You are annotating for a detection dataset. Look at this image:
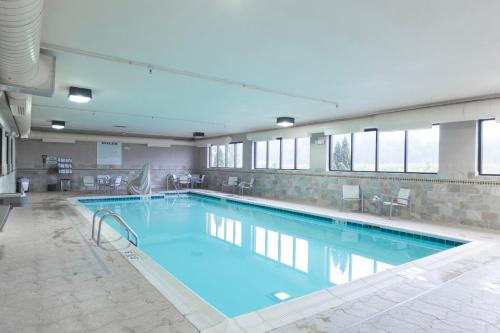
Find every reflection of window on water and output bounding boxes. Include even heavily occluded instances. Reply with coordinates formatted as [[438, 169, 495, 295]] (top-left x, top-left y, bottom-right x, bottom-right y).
[[254, 226, 309, 273], [207, 213, 242, 247], [328, 250, 394, 285]]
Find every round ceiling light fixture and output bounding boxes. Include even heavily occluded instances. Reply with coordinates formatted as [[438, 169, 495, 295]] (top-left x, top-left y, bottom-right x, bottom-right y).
[[51, 120, 65, 130], [68, 86, 92, 103], [276, 117, 294, 127], [193, 132, 205, 138]]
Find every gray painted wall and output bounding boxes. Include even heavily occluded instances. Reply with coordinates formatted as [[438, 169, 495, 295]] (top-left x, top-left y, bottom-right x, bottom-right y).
[[16, 140, 199, 191]]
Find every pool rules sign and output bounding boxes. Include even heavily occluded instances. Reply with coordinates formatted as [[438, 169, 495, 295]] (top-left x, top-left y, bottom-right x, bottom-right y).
[[97, 142, 122, 166]]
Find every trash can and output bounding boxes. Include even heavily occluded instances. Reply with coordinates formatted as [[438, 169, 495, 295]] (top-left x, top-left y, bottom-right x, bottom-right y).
[[16, 178, 30, 192]]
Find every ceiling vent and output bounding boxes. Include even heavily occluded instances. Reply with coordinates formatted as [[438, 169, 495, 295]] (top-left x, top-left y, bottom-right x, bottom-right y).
[[7, 93, 32, 138]]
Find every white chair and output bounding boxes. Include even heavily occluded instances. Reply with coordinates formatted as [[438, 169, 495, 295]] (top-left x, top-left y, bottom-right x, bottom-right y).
[[178, 175, 191, 189], [96, 175, 110, 194], [110, 176, 122, 194], [382, 188, 411, 218], [238, 178, 254, 195], [82, 176, 96, 192], [222, 177, 238, 193], [341, 185, 363, 211], [193, 175, 206, 188]]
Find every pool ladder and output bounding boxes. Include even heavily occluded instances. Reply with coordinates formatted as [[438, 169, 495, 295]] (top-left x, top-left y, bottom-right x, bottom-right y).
[[91, 208, 139, 247]]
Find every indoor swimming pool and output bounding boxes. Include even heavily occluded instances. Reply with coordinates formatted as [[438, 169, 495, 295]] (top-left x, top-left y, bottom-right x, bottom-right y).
[[80, 193, 464, 318]]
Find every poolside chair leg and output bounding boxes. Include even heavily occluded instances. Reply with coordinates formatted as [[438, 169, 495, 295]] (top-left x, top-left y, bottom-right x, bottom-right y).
[[389, 204, 393, 219]]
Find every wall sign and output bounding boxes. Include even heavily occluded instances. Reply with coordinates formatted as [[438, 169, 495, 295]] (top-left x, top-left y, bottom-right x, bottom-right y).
[[97, 142, 122, 165]]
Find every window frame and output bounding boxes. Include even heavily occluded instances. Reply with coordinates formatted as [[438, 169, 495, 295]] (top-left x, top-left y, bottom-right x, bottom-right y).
[[253, 137, 310, 170], [352, 128, 378, 172], [328, 125, 439, 174], [6, 132, 10, 174], [208, 142, 244, 169], [377, 130, 407, 173], [478, 118, 500, 176]]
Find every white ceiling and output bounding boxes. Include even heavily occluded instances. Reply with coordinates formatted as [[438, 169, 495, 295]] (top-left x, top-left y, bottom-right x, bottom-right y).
[[33, 0, 500, 138]]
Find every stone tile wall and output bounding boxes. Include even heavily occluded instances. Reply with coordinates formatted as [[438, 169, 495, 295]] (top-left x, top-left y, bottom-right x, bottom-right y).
[[199, 169, 500, 230]]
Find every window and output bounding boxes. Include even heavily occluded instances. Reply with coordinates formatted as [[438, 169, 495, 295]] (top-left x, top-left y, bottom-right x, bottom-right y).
[[6, 132, 10, 173], [378, 130, 405, 172], [227, 144, 235, 168], [281, 139, 295, 169], [255, 141, 267, 168], [9, 137, 13, 173], [329, 125, 439, 174], [210, 145, 218, 168], [330, 134, 351, 171], [0, 128, 3, 173], [217, 145, 226, 168], [235, 142, 243, 168], [296, 137, 310, 169], [479, 119, 500, 174], [352, 130, 376, 171], [208, 142, 243, 168], [253, 137, 310, 170], [407, 125, 439, 173]]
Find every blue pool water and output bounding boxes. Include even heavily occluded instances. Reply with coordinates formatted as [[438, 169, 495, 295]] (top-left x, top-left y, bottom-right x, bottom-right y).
[[81, 194, 461, 317]]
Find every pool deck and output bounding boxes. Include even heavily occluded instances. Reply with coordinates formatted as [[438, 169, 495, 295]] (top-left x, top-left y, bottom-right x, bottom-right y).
[[1, 191, 500, 333]]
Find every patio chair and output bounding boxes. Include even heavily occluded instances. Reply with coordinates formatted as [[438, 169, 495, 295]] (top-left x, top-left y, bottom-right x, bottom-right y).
[[178, 175, 191, 189], [238, 178, 254, 195], [96, 175, 110, 194], [221, 176, 238, 193], [341, 185, 363, 211], [382, 188, 411, 218], [109, 176, 122, 194], [82, 176, 96, 192], [193, 175, 206, 188]]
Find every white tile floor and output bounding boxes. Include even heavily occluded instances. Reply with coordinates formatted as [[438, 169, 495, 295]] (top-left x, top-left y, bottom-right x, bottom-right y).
[[1, 191, 499, 333]]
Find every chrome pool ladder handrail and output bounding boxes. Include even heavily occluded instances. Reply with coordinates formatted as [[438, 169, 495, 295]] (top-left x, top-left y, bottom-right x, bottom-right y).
[[91, 208, 114, 240], [91, 209, 139, 247]]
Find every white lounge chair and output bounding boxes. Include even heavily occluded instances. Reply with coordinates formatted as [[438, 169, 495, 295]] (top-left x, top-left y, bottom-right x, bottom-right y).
[[382, 188, 411, 218], [238, 178, 254, 195], [341, 185, 363, 211], [222, 177, 238, 193], [82, 176, 96, 192]]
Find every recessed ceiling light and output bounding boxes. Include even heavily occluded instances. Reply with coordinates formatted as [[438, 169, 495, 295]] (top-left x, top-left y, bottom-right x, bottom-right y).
[[193, 132, 205, 138], [273, 292, 291, 301], [277, 117, 294, 127], [51, 120, 65, 130], [68, 86, 92, 103]]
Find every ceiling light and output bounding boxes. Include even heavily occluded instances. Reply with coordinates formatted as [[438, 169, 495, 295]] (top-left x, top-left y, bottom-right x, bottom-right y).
[[51, 120, 65, 130], [276, 117, 294, 127], [193, 132, 205, 138], [68, 86, 92, 103]]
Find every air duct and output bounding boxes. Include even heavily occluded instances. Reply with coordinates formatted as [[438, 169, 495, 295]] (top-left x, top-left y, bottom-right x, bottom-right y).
[[0, 0, 55, 138], [0, 0, 43, 84]]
